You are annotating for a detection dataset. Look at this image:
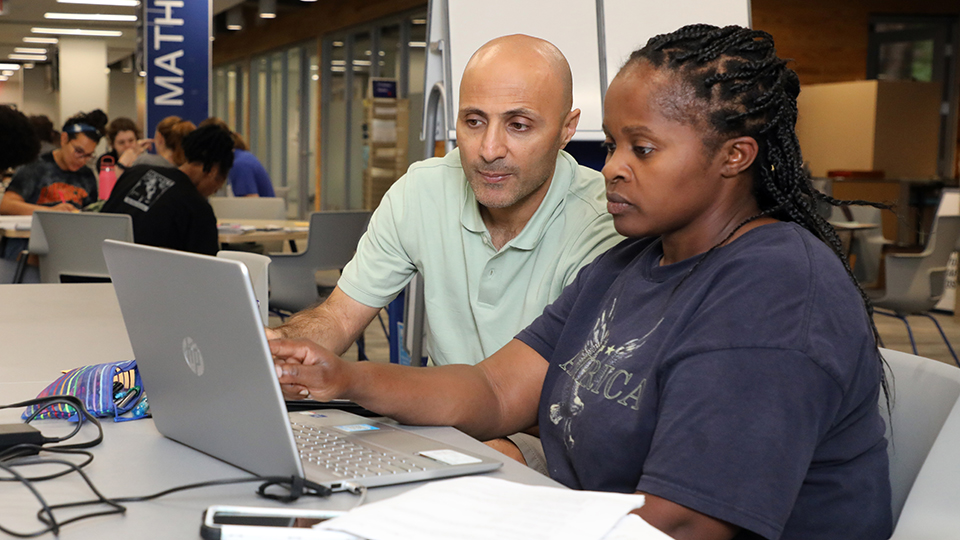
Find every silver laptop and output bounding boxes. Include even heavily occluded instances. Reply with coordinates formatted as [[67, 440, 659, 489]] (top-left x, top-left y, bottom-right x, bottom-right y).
[[102, 240, 501, 491]]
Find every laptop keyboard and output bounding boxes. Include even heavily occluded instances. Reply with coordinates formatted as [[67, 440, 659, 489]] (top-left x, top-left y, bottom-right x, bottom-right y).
[[292, 422, 428, 479]]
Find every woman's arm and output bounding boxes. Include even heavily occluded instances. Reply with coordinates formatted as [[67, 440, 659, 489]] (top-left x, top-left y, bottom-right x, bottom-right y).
[[271, 337, 547, 440], [635, 494, 739, 540]]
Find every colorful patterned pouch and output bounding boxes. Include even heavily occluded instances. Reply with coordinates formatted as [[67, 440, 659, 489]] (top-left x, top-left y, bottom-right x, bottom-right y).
[[21, 359, 150, 422]]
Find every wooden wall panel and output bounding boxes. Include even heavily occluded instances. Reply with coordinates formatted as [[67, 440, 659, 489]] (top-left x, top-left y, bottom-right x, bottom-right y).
[[752, 0, 960, 85]]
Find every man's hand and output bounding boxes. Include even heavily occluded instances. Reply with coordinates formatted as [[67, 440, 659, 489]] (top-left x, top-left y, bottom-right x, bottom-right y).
[[270, 338, 350, 402], [264, 327, 283, 341]]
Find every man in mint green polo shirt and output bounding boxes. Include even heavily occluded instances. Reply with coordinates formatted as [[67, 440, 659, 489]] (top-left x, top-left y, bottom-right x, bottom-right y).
[[268, 34, 620, 471], [269, 34, 619, 366]]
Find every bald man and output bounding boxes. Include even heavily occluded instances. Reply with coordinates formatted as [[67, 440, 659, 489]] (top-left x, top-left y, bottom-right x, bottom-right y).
[[269, 34, 619, 470], [270, 35, 619, 369]]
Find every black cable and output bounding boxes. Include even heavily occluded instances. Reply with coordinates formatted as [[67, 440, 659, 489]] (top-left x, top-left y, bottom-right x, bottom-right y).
[[0, 396, 333, 536]]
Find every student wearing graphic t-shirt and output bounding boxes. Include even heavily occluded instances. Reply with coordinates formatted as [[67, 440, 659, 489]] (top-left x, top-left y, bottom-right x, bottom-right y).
[[270, 25, 892, 540], [1, 111, 106, 269], [102, 125, 235, 256]]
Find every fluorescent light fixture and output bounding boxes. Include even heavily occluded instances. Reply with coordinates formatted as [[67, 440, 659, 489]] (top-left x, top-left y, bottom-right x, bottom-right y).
[[58, 0, 141, 6], [32, 27, 124, 37], [408, 41, 427, 48], [411, 18, 427, 25], [139, 70, 146, 77], [0, 63, 22, 70], [259, 0, 276, 19], [1, 71, 14, 76], [332, 41, 344, 47], [45, 13, 138, 22], [0, 77, 9, 82], [14, 47, 47, 54], [226, 6, 243, 31], [24, 63, 36, 69], [24, 37, 59, 44], [9, 54, 48, 61]]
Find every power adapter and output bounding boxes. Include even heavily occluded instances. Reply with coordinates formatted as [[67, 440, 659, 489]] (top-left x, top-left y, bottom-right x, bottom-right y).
[[0, 424, 44, 454]]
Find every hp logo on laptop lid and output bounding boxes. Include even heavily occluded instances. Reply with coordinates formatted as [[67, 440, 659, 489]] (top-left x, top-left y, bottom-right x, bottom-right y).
[[182, 337, 205, 376]]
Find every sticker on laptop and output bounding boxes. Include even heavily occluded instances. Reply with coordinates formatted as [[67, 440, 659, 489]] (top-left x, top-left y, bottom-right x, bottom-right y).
[[335, 424, 380, 432], [417, 449, 483, 465]]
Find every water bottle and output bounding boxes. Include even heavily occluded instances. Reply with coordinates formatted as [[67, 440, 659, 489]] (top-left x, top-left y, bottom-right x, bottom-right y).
[[99, 155, 118, 200]]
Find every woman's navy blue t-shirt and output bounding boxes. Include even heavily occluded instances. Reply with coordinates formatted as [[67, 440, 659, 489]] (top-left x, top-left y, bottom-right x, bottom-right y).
[[517, 222, 892, 540]]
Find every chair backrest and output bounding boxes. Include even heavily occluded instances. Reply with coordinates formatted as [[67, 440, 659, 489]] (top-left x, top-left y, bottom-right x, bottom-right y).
[[878, 214, 960, 314], [268, 210, 371, 313], [35, 211, 134, 283], [879, 348, 960, 527], [217, 251, 270, 323], [209, 197, 286, 221]]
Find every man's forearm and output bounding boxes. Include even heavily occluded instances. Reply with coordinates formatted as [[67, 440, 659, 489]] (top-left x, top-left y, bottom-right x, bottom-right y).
[[271, 287, 379, 356], [273, 305, 356, 355]]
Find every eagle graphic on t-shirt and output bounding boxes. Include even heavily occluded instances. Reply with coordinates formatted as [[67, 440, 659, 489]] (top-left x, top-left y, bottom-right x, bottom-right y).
[[37, 183, 89, 207]]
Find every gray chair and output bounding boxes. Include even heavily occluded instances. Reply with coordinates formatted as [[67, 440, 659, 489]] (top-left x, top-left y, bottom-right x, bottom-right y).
[[881, 348, 960, 535], [268, 210, 371, 314], [19, 211, 133, 283], [217, 251, 271, 324], [869, 214, 960, 367]]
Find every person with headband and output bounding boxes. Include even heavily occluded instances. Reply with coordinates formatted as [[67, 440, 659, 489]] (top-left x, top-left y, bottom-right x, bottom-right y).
[[271, 25, 891, 539], [0, 111, 104, 217]]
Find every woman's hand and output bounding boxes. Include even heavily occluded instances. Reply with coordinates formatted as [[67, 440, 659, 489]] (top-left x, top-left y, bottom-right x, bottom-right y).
[[118, 139, 153, 167], [270, 338, 350, 401]]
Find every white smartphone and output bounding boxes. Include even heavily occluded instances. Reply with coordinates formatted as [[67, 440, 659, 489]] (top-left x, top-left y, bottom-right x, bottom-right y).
[[200, 505, 345, 540]]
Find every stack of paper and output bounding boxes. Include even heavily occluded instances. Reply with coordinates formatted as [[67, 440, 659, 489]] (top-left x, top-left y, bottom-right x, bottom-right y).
[[314, 477, 669, 540], [0, 215, 33, 230]]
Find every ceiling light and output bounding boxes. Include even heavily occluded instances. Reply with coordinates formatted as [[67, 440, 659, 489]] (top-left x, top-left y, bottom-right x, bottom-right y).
[[58, 0, 141, 6], [24, 37, 59, 44], [226, 6, 243, 31], [24, 63, 35, 69], [9, 54, 48, 62], [259, 0, 276, 19], [408, 41, 427, 48], [45, 13, 138, 22], [0, 63, 22, 70], [32, 27, 124, 37], [139, 70, 146, 77], [14, 48, 47, 54], [0, 77, 9, 82], [1, 71, 14, 76]]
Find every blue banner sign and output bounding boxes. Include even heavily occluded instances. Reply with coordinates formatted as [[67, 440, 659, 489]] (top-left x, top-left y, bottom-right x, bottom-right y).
[[143, 0, 210, 138]]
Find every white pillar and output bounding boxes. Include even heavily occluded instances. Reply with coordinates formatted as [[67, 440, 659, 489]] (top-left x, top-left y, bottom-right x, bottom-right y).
[[58, 37, 108, 121]]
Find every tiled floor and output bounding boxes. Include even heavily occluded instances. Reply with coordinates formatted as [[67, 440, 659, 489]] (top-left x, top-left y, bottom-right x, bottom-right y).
[[874, 310, 960, 368]]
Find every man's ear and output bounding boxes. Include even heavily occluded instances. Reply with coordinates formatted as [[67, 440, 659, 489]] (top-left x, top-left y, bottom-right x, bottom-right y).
[[559, 108, 581, 149], [719, 136, 759, 178]]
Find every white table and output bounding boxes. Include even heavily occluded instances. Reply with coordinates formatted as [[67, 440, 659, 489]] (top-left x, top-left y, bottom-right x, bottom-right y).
[[0, 284, 560, 539]]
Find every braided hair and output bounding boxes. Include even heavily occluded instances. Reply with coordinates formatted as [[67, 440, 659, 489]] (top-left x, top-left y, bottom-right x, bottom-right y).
[[625, 24, 890, 403]]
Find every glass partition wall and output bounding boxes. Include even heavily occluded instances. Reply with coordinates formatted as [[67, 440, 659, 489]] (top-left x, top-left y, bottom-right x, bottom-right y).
[[212, 10, 427, 217]]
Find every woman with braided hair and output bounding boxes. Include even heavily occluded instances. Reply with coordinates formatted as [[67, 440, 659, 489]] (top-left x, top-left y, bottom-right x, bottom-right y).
[[271, 24, 891, 539]]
